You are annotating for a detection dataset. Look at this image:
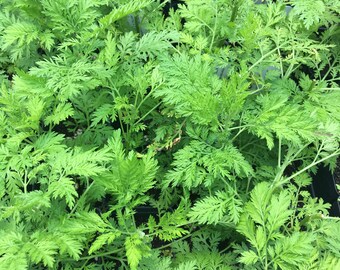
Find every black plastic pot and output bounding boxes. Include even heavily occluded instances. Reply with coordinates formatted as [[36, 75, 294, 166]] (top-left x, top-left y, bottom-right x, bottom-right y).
[[311, 165, 340, 217]]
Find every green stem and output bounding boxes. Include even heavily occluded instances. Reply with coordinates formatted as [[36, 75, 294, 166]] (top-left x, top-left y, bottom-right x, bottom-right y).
[[228, 124, 252, 131], [155, 234, 192, 250], [277, 47, 284, 78], [275, 150, 340, 188], [79, 258, 90, 270], [69, 180, 95, 216], [61, 248, 124, 262], [290, 186, 301, 227], [249, 43, 287, 71], [272, 143, 310, 186], [117, 110, 128, 142], [245, 176, 252, 196], [299, 213, 323, 227], [312, 141, 324, 164], [23, 169, 28, 194], [231, 127, 246, 141], [322, 57, 337, 82], [136, 83, 163, 111], [219, 242, 234, 254], [209, 3, 218, 51], [230, 0, 241, 23], [278, 137, 282, 168], [249, 85, 265, 95], [134, 101, 162, 126], [283, 50, 297, 78], [134, 15, 140, 34], [139, 0, 170, 27], [320, 87, 340, 90]]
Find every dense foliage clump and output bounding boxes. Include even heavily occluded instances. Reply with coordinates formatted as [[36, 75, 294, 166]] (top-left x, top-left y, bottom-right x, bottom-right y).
[[0, 0, 339, 269]]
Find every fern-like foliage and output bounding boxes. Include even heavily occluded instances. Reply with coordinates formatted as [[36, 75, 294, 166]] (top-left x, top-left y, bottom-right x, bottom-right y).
[[164, 139, 253, 188], [236, 182, 340, 270], [0, 0, 339, 269], [289, 0, 340, 29], [100, 0, 153, 28], [188, 186, 243, 225], [30, 56, 110, 101], [155, 53, 222, 129], [95, 130, 158, 206]]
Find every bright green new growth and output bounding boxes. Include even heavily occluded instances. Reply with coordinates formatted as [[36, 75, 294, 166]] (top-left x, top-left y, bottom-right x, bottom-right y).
[[0, 0, 340, 269]]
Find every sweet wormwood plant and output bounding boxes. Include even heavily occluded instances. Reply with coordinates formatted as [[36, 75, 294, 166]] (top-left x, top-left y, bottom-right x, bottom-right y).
[[0, 0, 340, 269]]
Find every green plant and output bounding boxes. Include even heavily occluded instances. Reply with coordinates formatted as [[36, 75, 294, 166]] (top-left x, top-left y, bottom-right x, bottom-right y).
[[0, 0, 339, 269]]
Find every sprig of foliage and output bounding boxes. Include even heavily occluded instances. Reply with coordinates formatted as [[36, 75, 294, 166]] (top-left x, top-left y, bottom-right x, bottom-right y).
[[0, 0, 339, 269]]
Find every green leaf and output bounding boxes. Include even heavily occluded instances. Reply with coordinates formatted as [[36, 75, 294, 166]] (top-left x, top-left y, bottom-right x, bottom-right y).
[[156, 203, 189, 241], [25, 233, 57, 268], [54, 233, 83, 260], [48, 176, 78, 208], [125, 233, 151, 270], [25, 96, 45, 129], [246, 89, 318, 149], [96, 132, 158, 204], [239, 250, 259, 265], [4, 191, 51, 219], [291, 0, 325, 29], [44, 102, 74, 126], [271, 232, 315, 269], [30, 57, 109, 101], [244, 182, 272, 226], [63, 211, 109, 234], [188, 188, 243, 225], [175, 261, 198, 270], [267, 190, 293, 234], [237, 215, 256, 247], [91, 104, 116, 126], [33, 132, 66, 153], [154, 53, 222, 128], [52, 147, 110, 177], [1, 22, 39, 61], [139, 250, 172, 270], [89, 231, 122, 254], [188, 192, 228, 225], [100, 0, 153, 27], [0, 252, 28, 270], [135, 31, 180, 59], [165, 140, 253, 188]]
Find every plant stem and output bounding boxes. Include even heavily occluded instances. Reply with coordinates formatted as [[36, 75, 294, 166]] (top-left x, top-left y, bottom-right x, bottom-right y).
[[322, 57, 337, 82], [230, 0, 240, 23], [275, 150, 340, 188], [134, 101, 162, 126], [290, 185, 301, 227], [245, 176, 251, 196], [69, 180, 95, 216], [23, 169, 28, 194], [155, 233, 192, 250], [278, 137, 282, 168], [61, 248, 124, 262], [134, 15, 140, 34], [272, 143, 310, 185], [249, 43, 287, 71], [136, 82, 163, 111], [277, 47, 284, 78], [231, 127, 246, 141], [228, 124, 252, 131], [80, 258, 90, 270], [209, 3, 218, 51]]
